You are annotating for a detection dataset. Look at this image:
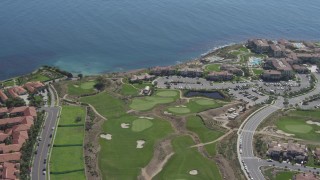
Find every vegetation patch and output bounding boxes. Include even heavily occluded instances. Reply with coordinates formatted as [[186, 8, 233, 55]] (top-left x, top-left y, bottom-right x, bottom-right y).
[[186, 115, 224, 143], [154, 136, 221, 180], [54, 126, 84, 145], [51, 171, 86, 180], [67, 81, 96, 96], [205, 64, 221, 72], [168, 98, 224, 114], [252, 68, 264, 76], [168, 107, 191, 114], [120, 84, 139, 96], [156, 90, 178, 97], [131, 119, 153, 132]]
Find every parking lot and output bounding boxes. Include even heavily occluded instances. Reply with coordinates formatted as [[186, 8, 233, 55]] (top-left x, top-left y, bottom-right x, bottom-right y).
[[257, 74, 310, 95]]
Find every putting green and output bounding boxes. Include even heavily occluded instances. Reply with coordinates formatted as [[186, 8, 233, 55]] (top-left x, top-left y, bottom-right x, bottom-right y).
[[168, 107, 191, 114], [195, 99, 216, 105], [156, 90, 178, 97], [132, 119, 153, 132], [284, 125, 313, 133], [80, 81, 95, 89]]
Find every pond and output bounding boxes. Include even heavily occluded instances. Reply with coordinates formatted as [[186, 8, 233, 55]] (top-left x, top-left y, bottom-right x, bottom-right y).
[[185, 91, 225, 99]]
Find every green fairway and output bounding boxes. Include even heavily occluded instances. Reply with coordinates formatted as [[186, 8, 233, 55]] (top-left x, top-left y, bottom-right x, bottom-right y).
[[50, 146, 85, 173], [50, 105, 86, 179], [168, 98, 224, 114], [275, 110, 320, 141], [120, 84, 139, 96], [54, 126, 84, 145], [81, 91, 173, 179], [186, 115, 224, 143], [59, 106, 86, 125], [168, 107, 191, 114], [81, 92, 126, 118], [80, 81, 95, 89], [130, 90, 178, 111], [67, 80, 96, 96], [205, 64, 221, 72], [275, 171, 296, 180], [156, 90, 178, 97], [132, 119, 153, 132], [51, 171, 86, 180], [252, 68, 264, 76], [154, 136, 221, 180], [195, 98, 217, 105]]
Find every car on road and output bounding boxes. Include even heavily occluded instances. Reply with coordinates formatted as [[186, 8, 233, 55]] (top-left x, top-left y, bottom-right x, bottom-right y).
[[42, 170, 46, 175], [52, 127, 55, 130]]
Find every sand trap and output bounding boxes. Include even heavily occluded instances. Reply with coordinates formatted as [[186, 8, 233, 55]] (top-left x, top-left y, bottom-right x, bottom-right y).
[[121, 123, 130, 128], [163, 111, 172, 115], [100, 134, 112, 140], [136, 140, 145, 149], [316, 131, 320, 134], [73, 85, 79, 87], [276, 130, 294, 137], [139, 116, 154, 120], [306, 120, 320, 126], [189, 170, 198, 175]]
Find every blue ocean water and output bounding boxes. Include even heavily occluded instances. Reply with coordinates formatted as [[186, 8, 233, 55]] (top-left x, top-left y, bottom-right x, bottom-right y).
[[0, 0, 319, 80]]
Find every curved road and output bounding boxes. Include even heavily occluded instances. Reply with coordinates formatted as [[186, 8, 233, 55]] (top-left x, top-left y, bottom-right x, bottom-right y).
[[238, 73, 320, 180]]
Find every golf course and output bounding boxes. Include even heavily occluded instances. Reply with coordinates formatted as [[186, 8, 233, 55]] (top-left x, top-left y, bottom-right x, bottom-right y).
[[275, 110, 320, 141]]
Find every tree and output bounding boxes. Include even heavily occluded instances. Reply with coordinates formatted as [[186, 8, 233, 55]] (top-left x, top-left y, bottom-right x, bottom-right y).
[[94, 76, 111, 91], [78, 74, 83, 79], [5, 98, 26, 108]]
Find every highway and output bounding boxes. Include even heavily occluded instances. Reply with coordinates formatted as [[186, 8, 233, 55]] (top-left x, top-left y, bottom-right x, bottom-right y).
[[31, 86, 60, 180], [238, 73, 320, 180]]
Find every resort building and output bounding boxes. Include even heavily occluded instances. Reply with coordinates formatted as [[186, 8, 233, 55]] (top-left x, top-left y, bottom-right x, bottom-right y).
[[220, 64, 243, 76], [269, 44, 286, 58], [7, 87, 27, 99], [267, 140, 308, 163], [207, 71, 233, 81], [24, 81, 45, 93], [247, 39, 270, 54], [178, 68, 203, 77], [296, 53, 320, 62], [0, 162, 20, 180], [150, 66, 176, 76], [292, 65, 309, 74], [262, 70, 282, 81]]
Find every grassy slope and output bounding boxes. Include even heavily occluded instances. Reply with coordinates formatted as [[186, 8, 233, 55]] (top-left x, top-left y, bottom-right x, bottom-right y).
[[205, 64, 221, 72], [67, 81, 96, 96], [59, 105, 86, 125], [168, 98, 224, 114], [186, 115, 224, 143], [120, 84, 139, 96], [154, 136, 221, 180]]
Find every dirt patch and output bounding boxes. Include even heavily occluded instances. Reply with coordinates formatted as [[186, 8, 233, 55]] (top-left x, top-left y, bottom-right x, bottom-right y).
[[137, 140, 146, 148], [306, 120, 320, 126], [100, 134, 112, 140], [121, 123, 130, 128], [189, 170, 198, 175], [138, 137, 174, 180], [84, 106, 105, 180], [276, 130, 294, 137]]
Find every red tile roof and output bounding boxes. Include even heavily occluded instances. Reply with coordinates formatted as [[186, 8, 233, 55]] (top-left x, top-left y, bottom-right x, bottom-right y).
[[24, 81, 45, 93], [0, 116, 34, 126], [8, 106, 37, 117], [0, 107, 8, 114], [0, 152, 21, 163], [0, 144, 22, 154], [1, 162, 18, 180], [12, 131, 28, 145], [7, 87, 26, 98], [0, 90, 8, 102]]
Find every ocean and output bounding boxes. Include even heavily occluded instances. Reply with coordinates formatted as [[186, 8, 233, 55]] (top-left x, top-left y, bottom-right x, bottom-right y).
[[0, 0, 319, 80]]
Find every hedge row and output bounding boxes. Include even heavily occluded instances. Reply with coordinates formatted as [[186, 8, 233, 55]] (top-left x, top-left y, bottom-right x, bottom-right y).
[[53, 144, 83, 147], [50, 169, 84, 174], [58, 124, 84, 127]]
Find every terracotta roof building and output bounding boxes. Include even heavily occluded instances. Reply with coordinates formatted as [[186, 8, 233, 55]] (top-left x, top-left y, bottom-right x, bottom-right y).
[[0, 162, 19, 180], [7, 87, 27, 98], [0, 152, 21, 163], [8, 106, 37, 117], [0, 90, 8, 102], [207, 71, 233, 81], [24, 81, 45, 93]]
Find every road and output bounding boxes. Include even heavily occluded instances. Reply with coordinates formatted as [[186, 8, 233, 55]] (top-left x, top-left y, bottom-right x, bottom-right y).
[[31, 86, 60, 180], [238, 73, 320, 180]]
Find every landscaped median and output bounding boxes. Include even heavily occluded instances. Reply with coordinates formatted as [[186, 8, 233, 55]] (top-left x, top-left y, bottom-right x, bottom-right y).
[[50, 105, 86, 180]]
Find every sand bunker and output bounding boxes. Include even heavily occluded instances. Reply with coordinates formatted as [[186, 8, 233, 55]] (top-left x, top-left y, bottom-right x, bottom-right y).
[[163, 111, 172, 115], [121, 123, 130, 128], [306, 120, 320, 126], [316, 131, 320, 134], [73, 85, 79, 87], [139, 116, 154, 120], [276, 130, 294, 137], [136, 140, 145, 148], [189, 170, 198, 175], [100, 134, 112, 140]]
